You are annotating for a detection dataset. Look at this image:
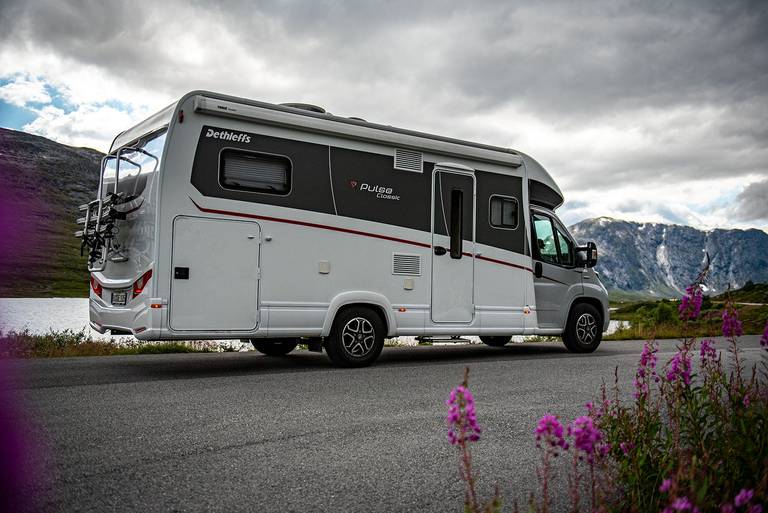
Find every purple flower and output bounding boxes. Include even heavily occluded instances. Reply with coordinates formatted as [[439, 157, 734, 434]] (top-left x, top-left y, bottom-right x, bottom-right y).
[[666, 349, 692, 386], [734, 489, 754, 507], [721, 504, 735, 513], [534, 414, 568, 451], [749, 505, 763, 513], [699, 339, 718, 365], [671, 496, 693, 511], [567, 415, 602, 461], [659, 478, 673, 493], [620, 441, 635, 456], [743, 394, 751, 408], [445, 385, 481, 445], [722, 305, 743, 338], [760, 321, 768, 349], [679, 284, 703, 321], [634, 340, 658, 399]]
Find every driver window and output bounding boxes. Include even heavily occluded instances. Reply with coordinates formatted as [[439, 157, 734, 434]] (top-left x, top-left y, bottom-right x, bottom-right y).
[[533, 214, 559, 265], [556, 226, 574, 266]]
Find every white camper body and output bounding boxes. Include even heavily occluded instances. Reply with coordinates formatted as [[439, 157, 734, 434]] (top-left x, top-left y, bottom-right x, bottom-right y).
[[79, 91, 609, 366]]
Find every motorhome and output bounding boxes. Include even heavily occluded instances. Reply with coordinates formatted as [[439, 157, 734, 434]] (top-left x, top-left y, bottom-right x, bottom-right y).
[[76, 91, 609, 367]]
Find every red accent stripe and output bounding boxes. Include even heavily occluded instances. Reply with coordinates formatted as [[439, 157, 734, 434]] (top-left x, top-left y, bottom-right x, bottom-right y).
[[191, 199, 534, 273], [191, 199, 431, 249]]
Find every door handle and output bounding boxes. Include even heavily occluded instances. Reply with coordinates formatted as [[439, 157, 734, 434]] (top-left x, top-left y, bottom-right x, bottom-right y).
[[534, 262, 543, 278], [434, 246, 447, 256]]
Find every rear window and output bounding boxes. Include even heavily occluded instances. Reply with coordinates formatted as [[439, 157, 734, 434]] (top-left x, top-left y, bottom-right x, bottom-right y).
[[220, 149, 291, 195]]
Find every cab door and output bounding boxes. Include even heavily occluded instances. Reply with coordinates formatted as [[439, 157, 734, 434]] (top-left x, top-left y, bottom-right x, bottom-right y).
[[531, 211, 582, 328]]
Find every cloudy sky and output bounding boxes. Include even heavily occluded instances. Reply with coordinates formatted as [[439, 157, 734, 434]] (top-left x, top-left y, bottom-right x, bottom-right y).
[[1, 0, 766, 231]]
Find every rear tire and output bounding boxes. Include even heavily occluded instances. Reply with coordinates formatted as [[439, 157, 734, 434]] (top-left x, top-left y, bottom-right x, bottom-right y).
[[251, 339, 299, 356], [480, 336, 510, 347], [325, 307, 385, 367], [562, 303, 602, 353]]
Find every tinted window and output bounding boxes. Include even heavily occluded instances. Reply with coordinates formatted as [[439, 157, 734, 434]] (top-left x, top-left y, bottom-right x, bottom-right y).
[[533, 214, 559, 265], [556, 226, 574, 266], [489, 196, 518, 229], [102, 130, 166, 200], [220, 149, 291, 194]]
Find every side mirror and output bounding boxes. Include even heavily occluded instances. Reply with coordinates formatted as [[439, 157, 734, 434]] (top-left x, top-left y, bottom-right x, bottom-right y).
[[576, 242, 598, 268]]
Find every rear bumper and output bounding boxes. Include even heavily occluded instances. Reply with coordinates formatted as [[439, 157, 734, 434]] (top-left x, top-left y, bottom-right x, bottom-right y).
[[89, 295, 161, 339]]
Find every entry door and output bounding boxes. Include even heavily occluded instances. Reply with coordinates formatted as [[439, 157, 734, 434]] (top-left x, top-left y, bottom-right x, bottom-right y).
[[431, 170, 475, 323], [531, 211, 581, 328], [170, 217, 261, 331]]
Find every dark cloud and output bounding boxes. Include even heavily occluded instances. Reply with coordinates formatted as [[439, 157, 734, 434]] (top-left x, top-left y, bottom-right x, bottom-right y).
[[0, 0, 766, 217], [735, 179, 768, 221]]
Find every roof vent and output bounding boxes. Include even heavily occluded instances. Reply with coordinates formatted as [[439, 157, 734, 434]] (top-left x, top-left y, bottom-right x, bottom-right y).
[[394, 148, 423, 173], [348, 116, 367, 122], [280, 103, 326, 114]]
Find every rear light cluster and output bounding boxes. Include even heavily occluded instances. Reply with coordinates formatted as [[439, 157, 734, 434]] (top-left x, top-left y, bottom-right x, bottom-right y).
[[90, 270, 152, 301], [90, 275, 103, 297], [132, 270, 153, 298]]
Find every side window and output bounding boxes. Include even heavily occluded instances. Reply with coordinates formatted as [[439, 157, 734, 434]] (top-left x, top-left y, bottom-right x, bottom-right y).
[[532, 214, 559, 265], [556, 226, 574, 266], [489, 196, 518, 229], [220, 149, 291, 195]]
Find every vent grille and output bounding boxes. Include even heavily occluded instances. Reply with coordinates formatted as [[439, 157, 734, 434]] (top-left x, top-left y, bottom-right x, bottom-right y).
[[392, 253, 421, 276], [394, 148, 423, 173]]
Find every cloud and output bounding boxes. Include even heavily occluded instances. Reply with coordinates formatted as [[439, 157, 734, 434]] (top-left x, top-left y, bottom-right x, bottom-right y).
[[0, 76, 51, 107], [0, 0, 765, 230], [21, 104, 149, 150], [735, 179, 768, 221]]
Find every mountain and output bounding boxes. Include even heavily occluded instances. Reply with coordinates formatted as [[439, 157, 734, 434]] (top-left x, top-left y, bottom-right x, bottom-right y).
[[0, 128, 102, 297], [570, 217, 768, 299], [1, 128, 766, 299]]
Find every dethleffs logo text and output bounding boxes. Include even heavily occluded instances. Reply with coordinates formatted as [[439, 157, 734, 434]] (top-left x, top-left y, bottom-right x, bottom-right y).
[[205, 128, 251, 143], [348, 179, 400, 201]]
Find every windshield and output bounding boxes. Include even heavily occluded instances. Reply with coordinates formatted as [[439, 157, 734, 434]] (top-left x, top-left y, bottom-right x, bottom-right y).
[[102, 130, 167, 201]]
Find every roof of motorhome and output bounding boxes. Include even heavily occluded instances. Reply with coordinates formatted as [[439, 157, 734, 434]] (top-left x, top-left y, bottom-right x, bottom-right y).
[[110, 91, 563, 206]]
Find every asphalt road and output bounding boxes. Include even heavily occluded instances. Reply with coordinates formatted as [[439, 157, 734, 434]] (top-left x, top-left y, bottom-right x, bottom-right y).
[[4, 336, 765, 512]]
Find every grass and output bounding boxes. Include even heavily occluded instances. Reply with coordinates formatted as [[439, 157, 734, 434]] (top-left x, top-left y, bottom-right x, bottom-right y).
[[605, 298, 768, 341], [0, 329, 231, 358]]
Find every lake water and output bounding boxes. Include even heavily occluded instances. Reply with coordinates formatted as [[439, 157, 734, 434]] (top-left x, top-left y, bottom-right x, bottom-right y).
[[0, 298, 630, 342]]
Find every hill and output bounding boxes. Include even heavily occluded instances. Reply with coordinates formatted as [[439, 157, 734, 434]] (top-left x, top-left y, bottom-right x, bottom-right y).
[[0, 128, 101, 296]]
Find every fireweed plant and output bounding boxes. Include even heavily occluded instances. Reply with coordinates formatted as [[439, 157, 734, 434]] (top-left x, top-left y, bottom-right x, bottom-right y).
[[445, 266, 768, 512]]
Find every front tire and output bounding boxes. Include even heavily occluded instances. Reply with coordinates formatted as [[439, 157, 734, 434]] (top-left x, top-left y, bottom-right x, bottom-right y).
[[480, 336, 510, 347], [251, 339, 299, 356], [325, 307, 385, 367], [562, 303, 602, 353]]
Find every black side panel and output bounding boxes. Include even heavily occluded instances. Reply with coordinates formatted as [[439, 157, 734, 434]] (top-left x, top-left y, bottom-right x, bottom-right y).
[[191, 125, 335, 214], [529, 180, 562, 210], [331, 147, 432, 232], [475, 170, 525, 254]]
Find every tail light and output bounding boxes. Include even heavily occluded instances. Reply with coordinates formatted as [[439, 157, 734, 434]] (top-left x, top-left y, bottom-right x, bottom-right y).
[[90, 275, 103, 297], [132, 269, 153, 298]]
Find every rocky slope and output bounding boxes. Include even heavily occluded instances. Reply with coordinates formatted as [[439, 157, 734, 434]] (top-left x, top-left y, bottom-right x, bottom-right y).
[[570, 217, 768, 298], [0, 128, 101, 296]]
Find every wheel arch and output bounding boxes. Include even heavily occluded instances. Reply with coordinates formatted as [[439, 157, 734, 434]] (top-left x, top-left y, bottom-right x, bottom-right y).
[[566, 296, 605, 328], [321, 292, 395, 337]]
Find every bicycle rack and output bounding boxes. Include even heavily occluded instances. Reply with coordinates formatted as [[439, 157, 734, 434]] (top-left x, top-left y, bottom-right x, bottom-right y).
[[75, 146, 158, 272]]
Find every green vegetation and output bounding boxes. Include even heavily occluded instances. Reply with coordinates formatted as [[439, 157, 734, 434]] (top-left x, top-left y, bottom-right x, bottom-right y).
[[0, 329, 220, 358], [605, 293, 768, 341], [712, 280, 768, 304]]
